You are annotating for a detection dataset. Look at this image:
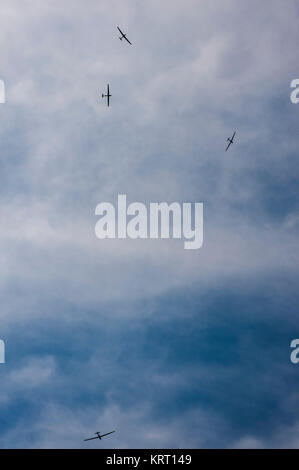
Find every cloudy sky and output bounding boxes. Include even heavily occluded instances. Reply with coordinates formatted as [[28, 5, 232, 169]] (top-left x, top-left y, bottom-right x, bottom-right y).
[[0, 0, 299, 449]]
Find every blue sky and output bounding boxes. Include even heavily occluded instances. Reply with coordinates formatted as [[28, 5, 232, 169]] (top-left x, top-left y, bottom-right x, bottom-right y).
[[0, 0, 299, 448]]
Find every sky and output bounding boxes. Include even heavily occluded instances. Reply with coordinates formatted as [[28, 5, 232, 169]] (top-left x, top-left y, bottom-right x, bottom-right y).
[[0, 0, 299, 449]]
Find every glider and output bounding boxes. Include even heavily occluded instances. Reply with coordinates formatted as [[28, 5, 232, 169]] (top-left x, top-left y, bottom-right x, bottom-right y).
[[102, 84, 112, 107], [226, 131, 236, 152], [117, 27, 132, 45], [84, 431, 115, 442]]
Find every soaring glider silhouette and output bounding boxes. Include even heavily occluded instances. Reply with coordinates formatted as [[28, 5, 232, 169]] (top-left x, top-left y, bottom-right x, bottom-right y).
[[102, 84, 112, 107], [117, 27, 132, 45], [226, 131, 236, 152], [84, 431, 115, 442]]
